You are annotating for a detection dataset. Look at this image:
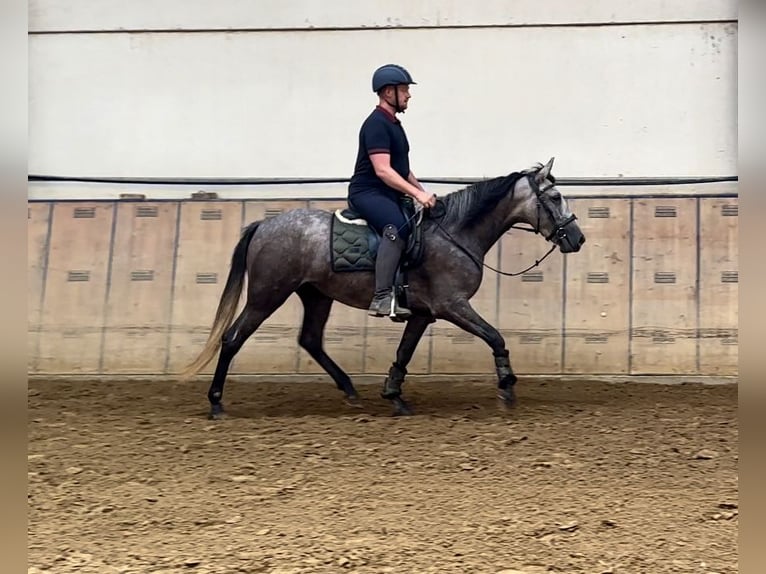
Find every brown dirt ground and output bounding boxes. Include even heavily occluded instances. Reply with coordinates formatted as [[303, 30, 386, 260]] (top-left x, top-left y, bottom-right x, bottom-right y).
[[28, 376, 737, 574]]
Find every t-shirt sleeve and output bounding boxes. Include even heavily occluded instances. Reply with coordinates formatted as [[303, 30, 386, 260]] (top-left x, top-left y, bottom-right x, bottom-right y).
[[362, 119, 391, 156]]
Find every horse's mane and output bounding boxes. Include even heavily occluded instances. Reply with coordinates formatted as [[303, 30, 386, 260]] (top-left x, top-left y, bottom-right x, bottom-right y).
[[435, 163, 557, 228], [437, 171, 526, 228]]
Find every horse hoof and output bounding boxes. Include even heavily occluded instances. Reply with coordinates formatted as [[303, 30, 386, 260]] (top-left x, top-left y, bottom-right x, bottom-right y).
[[497, 388, 516, 407], [391, 398, 414, 417], [208, 404, 226, 420], [344, 394, 364, 408]]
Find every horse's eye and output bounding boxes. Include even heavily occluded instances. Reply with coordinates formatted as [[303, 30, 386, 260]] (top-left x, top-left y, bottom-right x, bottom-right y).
[[550, 191, 562, 202]]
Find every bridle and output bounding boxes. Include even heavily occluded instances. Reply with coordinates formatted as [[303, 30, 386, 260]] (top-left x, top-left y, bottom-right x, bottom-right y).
[[426, 172, 578, 277], [529, 174, 578, 243]]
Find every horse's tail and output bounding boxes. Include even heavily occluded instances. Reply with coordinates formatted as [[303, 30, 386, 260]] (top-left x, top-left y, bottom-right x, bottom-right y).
[[178, 220, 261, 380]]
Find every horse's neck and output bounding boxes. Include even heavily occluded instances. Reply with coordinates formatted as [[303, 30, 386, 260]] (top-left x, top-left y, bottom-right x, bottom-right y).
[[446, 209, 510, 258], [480, 214, 514, 253]]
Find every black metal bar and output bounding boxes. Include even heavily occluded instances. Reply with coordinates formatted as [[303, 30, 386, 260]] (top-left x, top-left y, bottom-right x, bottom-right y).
[[28, 174, 738, 187], [25, 191, 740, 204]]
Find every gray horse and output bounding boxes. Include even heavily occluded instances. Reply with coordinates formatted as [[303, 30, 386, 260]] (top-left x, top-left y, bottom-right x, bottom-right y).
[[181, 157, 585, 417]]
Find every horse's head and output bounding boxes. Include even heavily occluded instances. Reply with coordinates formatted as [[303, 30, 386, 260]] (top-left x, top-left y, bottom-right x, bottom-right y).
[[512, 157, 585, 253]]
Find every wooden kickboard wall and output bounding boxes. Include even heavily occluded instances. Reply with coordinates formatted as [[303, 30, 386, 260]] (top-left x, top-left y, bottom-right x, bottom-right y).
[[27, 194, 738, 377]]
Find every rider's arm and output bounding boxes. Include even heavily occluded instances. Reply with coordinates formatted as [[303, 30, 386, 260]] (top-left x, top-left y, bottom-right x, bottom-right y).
[[363, 119, 432, 205], [407, 170, 426, 192], [369, 153, 424, 199]]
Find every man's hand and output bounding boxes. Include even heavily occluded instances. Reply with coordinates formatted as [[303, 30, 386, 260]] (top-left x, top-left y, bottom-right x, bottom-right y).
[[416, 190, 437, 209]]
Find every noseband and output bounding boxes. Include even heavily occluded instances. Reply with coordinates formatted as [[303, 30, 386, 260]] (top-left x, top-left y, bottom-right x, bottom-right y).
[[527, 174, 578, 242]]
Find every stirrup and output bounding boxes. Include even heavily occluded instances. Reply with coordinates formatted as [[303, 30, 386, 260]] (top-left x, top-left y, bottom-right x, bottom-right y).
[[387, 291, 412, 321], [368, 290, 411, 320]]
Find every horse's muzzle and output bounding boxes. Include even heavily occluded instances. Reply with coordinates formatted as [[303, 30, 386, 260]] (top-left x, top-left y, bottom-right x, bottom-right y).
[[560, 229, 585, 253]]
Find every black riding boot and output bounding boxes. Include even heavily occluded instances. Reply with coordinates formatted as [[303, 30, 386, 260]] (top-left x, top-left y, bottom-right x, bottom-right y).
[[369, 224, 412, 319]]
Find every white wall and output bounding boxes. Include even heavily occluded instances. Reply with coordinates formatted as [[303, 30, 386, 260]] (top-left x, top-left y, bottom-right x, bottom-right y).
[[28, 1, 738, 183]]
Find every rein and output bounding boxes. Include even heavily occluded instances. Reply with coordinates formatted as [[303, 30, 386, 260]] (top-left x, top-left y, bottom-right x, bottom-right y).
[[432, 217, 557, 277], [421, 173, 573, 278]]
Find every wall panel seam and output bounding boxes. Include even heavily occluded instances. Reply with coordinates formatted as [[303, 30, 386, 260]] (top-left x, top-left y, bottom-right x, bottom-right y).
[[627, 198, 635, 375], [695, 198, 701, 374], [28, 19, 738, 35], [33, 203, 54, 373], [98, 202, 119, 372], [163, 203, 183, 374]]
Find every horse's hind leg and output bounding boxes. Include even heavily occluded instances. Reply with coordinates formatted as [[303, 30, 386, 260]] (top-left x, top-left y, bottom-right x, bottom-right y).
[[207, 303, 269, 419], [381, 314, 433, 416], [296, 284, 360, 404]]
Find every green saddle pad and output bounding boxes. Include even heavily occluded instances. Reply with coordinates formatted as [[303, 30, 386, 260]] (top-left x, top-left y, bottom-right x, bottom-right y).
[[330, 211, 379, 272]]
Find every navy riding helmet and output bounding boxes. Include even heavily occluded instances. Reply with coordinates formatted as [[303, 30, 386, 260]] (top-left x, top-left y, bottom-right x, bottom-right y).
[[372, 64, 417, 93]]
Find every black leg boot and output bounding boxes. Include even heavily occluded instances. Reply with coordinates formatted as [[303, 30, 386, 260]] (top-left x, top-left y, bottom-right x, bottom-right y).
[[368, 225, 412, 319]]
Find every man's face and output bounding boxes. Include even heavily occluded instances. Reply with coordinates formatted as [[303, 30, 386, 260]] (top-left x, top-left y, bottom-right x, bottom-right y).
[[387, 84, 411, 110]]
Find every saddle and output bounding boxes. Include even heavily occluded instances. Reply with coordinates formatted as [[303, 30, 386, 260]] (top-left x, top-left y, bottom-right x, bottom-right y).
[[330, 196, 426, 275]]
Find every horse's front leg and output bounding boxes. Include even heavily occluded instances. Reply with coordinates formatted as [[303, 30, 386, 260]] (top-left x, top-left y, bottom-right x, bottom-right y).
[[382, 314, 433, 416], [439, 299, 518, 405]]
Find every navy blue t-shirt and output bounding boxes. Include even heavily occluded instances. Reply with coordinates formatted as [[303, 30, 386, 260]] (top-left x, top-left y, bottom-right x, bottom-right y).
[[348, 106, 411, 197]]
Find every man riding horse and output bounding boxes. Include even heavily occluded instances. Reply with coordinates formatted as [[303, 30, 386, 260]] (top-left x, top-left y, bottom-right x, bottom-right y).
[[347, 64, 437, 320], [180, 66, 587, 419]]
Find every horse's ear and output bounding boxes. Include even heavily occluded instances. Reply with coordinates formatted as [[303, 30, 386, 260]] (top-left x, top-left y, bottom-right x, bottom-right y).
[[535, 157, 555, 183]]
